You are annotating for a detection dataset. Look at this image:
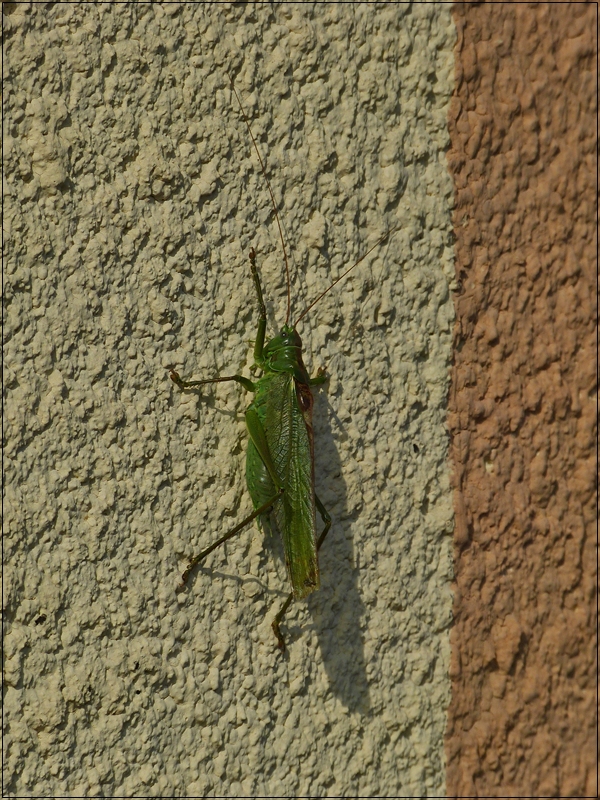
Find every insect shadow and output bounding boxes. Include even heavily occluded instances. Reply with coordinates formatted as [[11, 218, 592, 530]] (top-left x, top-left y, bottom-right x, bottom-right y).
[[303, 390, 371, 712]]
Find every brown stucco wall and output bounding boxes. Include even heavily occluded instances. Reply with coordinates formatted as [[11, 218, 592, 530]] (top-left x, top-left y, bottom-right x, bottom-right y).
[[446, 3, 597, 797]]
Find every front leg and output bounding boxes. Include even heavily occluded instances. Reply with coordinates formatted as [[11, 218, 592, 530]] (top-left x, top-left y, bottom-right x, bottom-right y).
[[171, 248, 267, 392], [170, 371, 255, 393]]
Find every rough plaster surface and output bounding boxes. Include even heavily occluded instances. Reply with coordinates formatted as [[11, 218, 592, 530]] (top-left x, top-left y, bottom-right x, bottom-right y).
[[445, 3, 597, 797], [4, 4, 456, 796]]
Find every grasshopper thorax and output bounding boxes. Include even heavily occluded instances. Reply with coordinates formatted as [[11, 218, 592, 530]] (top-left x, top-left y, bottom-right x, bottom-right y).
[[262, 324, 310, 384]]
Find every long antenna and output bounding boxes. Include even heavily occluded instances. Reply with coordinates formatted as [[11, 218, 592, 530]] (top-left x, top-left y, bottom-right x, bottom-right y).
[[294, 225, 400, 326], [228, 75, 292, 326]]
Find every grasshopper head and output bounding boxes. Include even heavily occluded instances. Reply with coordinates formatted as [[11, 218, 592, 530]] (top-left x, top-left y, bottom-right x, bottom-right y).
[[263, 325, 309, 383]]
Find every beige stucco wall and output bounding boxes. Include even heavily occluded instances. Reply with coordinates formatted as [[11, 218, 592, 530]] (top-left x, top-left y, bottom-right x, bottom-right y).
[[4, 4, 456, 796]]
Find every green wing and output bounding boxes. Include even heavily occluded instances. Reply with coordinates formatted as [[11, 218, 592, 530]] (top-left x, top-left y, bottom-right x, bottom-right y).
[[265, 372, 319, 599]]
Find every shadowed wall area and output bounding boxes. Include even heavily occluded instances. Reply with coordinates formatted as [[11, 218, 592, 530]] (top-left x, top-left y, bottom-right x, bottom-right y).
[[446, 3, 596, 796]]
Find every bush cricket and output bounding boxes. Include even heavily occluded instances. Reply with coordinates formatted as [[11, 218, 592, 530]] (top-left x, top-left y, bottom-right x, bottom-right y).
[[170, 78, 397, 651]]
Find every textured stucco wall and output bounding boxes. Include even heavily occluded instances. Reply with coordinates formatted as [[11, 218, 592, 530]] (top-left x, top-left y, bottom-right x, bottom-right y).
[[4, 4, 456, 796], [445, 3, 597, 797]]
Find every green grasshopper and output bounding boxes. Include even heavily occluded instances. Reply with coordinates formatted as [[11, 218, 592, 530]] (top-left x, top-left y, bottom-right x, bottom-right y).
[[171, 80, 397, 651]]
